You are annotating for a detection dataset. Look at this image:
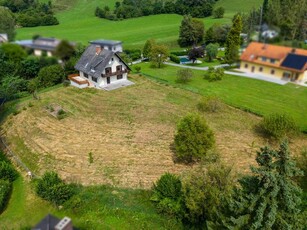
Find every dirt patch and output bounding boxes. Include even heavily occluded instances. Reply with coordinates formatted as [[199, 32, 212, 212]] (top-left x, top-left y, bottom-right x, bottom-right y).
[[2, 75, 306, 188]]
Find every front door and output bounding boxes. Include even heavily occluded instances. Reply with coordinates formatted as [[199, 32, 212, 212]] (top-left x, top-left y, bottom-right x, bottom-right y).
[[107, 77, 111, 84], [251, 66, 255, 72]]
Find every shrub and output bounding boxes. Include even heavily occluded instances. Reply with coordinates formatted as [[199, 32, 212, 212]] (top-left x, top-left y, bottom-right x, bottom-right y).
[[170, 54, 180, 64], [170, 51, 187, 56], [35, 171, 75, 206], [0, 161, 19, 182], [0, 180, 12, 213], [258, 113, 298, 140], [176, 69, 193, 83], [63, 80, 70, 87], [57, 109, 67, 120], [197, 96, 223, 113], [134, 66, 141, 73], [204, 67, 224, 82], [37, 64, 65, 88], [174, 113, 215, 163], [151, 173, 183, 217]]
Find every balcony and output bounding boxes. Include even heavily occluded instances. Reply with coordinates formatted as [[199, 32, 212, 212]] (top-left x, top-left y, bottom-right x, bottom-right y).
[[101, 69, 128, 78]]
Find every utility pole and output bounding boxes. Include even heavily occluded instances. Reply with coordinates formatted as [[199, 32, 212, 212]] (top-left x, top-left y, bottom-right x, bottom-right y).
[[258, 6, 263, 42]]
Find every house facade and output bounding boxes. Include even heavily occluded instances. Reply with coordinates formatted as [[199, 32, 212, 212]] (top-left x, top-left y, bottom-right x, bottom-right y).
[[0, 34, 8, 43], [73, 40, 130, 89], [240, 42, 307, 83]]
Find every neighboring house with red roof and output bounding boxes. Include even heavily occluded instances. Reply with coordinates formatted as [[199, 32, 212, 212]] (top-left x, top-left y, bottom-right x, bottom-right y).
[[240, 42, 307, 83]]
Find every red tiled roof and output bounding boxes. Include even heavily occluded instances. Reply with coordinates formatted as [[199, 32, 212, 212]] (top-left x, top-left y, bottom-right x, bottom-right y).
[[240, 42, 307, 62]]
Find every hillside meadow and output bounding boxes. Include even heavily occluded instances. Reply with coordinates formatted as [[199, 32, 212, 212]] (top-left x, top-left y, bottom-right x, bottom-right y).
[[16, 0, 261, 49], [138, 63, 307, 132]]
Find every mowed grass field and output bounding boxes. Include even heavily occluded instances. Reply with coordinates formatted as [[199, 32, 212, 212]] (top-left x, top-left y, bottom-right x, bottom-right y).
[[137, 63, 307, 132], [16, 0, 259, 48]]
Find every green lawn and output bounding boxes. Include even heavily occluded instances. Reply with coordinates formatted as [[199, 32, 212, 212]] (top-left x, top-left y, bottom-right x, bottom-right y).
[[137, 63, 307, 131], [0, 176, 180, 229], [215, 0, 263, 17], [16, 0, 258, 49]]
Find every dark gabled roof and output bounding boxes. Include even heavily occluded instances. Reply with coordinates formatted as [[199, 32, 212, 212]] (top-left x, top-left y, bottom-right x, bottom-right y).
[[90, 40, 122, 46], [74, 45, 130, 78], [281, 53, 307, 71], [23, 44, 57, 51], [32, 214, 60, 230], [35, 37, 57, 42]]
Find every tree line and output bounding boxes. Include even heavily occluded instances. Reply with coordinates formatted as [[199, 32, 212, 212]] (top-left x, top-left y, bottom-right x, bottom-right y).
[[242, 0, 307, 41], [0, 0, 58, 28], [95, 0, 219, 20]]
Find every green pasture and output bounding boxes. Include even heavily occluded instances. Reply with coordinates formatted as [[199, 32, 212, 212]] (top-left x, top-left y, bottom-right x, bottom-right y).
[[0, 177, 180, 229], [16, 0, 260, 49], [137, 63, 307, 131]]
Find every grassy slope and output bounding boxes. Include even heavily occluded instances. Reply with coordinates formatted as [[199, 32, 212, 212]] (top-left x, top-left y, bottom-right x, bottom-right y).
[[0, 177, 180, 229], [138, 63, 307, 131], [16, 0, 258, 48]]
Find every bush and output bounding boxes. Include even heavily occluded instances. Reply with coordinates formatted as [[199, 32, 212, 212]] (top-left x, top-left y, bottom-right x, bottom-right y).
[[0, 180, 12, 213], [151, 173, 182, 217], [0, 161, 19, 182], [170, 51, 188, 56], [258, 113, 298, 140], [37, 64, 65, 88], [174, 113, 215, 163], [134, 66, 141, 73], [176, 69, 194, 83], [197, 96, 223, 113], [35, 171, 75, 206], [204, 67, 224, 82], [170, 54, 180, 64]]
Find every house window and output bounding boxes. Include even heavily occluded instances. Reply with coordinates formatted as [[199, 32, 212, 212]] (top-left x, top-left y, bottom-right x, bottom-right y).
[[84, 73, 88, 78], [244, 64, 248, 68], [261, 57, 267, 61], [92, 76, 98, 82], [117, 74, 123, 80], [271, 69, 275, 75], [105, 67, 112, 74], [116, 65, 122, 72], [111, 58, 114, 61], [283, 72, 291, 78], [259, 67, 263, 72], [270, 59, 275, 63]]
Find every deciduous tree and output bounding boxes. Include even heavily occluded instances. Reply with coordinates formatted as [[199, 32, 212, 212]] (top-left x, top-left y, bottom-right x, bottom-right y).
[[0, 6, 15, 41], [150, 44, 169, 68]]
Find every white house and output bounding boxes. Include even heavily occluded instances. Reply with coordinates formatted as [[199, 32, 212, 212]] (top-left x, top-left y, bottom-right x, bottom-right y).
[[0, 34, 8, 43], [72, 40, 131, 89]]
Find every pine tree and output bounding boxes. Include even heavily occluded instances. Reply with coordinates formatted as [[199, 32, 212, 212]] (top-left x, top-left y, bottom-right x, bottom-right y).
[[230, 141, 303, 230], [224, 14, 242, 64]]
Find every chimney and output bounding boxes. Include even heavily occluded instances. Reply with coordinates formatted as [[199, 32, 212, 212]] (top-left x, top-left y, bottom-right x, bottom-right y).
[[55, 217, 73, 230], [95, 45, 103, 55]]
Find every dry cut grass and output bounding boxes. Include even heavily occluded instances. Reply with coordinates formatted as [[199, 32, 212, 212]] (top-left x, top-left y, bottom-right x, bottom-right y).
[[2, 75, 306, 188]]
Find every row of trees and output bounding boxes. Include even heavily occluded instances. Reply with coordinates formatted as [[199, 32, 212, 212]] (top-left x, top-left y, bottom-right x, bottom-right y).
[[0, 0, 58, 28], [95, 0, 218, 20], [0, 41, 78, 102], [242, 0, 307, 41]]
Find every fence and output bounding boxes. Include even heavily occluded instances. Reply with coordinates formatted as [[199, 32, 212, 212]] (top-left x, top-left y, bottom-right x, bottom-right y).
[[0, 136, 36, 178]]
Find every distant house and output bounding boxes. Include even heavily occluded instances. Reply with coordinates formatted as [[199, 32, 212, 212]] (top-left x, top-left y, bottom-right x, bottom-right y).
[[32, 214, 77, 230], [0, 33, 8, 43], [72, 40, 131, 90], [240, 42, 307, 83], [16, 37, 74, 57]]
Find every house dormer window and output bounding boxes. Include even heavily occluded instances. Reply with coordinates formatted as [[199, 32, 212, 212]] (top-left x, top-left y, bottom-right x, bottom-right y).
[[261, 57, 267, 61]]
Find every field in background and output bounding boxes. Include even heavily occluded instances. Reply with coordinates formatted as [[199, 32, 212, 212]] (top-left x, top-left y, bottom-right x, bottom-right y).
[[16, 0, 261, 48]]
